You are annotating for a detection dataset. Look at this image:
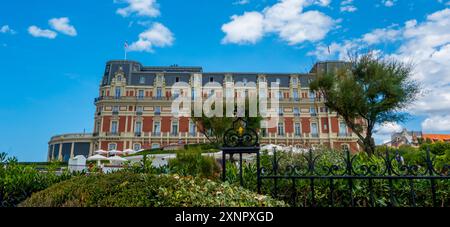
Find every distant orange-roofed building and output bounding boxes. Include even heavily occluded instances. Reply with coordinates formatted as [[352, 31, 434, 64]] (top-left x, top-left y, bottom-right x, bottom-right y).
[[422, 134, 450, 143]]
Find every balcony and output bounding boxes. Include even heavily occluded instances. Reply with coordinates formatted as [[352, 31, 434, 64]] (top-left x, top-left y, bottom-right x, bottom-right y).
[[136, 111, 143, 116], [311, 133, 319, 138], [135, 132, 142, 137], [94, 97, 104, 103], [154, 112, 161, 116], [310, 112, 317, 117], [112, 111, 119, 115], [153, 132, 161, 136], [338, 132, 352, 137], [106, 132, 120, 136]]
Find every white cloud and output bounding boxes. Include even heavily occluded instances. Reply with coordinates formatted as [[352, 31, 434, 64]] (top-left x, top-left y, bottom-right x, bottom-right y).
[[0, 25, 16, 34], [340, 0, 357, 12], [382, 0, 396, 7], [362, 27, 401, 45], [309, 8, 450, 134], [374, 122, 403, 144], [28, 26, 57, 39], [421, 115, 450, 132], [115, 0, 160, 18], [221, 0, 335, 45], [49, 17, 77, 36], [233, 0, 250, 5], [128, 22, 174, 52], [221, 12, 264, 44]]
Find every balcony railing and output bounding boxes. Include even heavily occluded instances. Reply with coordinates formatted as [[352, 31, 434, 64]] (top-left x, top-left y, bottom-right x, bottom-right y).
[[136, 111, 143, 116], [311, 133, 319, 138], [338, 132, 352, 137], [135, 132, 142, 137], [106, 132, 120, 136]]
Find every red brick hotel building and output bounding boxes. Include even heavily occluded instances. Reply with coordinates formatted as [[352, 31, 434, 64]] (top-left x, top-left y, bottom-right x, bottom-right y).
[[48, 60, 362, 161]]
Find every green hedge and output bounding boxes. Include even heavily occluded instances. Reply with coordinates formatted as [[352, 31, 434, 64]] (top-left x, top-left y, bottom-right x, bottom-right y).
[[0, 155, 74, 207], [20, 172, 287, 207]]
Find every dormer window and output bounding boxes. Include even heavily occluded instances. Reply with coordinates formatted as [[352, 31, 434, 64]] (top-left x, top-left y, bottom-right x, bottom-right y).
[[117, 75, 122, 81], [139, 76, 145, 84], [292, 78, 298, 84], [175, 77, 180, 82], [209, 77, 214, 82], [276, 78, 281, 84]]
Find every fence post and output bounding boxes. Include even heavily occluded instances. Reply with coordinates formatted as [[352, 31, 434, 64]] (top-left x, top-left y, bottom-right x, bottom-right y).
[[257, 151, 261, 194], [425, 147, 437, 207]]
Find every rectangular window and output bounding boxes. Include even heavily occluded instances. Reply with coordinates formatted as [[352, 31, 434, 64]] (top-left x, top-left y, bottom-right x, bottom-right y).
[[293, 89, 299, 100], [189, 121, 196, 136], [310, 107, 316, 115], [295, 123, 301, 136], [135, 122, 142, 133], [278, 91, 282, 100], [138, 90, 144, 99], [115, 87, 121, 98], [339, 122, 347, 136], [278, 107, 283, 116], [294, 107, 300, 116], [108, 143, 117, 150], [277, 123, 285, 136], [311, 123, 318, 137], [96, 121, 101, 133], [309, 91, 315, 99], [154, 122, 161, 135], [172, 122, 179, 136], [155, 106, 161, 115], [292, 78, 298, 84], [112, 106, 119, 115], [156, 87, 162, 98], [139, 76, 145, 84], [133, 143, 141, 151], [111, 121, 118, 134]]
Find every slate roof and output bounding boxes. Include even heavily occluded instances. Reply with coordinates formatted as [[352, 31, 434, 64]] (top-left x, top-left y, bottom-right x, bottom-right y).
[[101, 60, 346, 88]]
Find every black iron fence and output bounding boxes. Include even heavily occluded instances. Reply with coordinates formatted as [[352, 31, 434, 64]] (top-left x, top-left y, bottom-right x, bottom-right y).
[[220, 118, 450, 207], [256, 147, 450, 207]]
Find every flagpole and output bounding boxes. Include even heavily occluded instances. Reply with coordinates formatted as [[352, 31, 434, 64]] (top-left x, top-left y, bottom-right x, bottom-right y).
[[124, 41, 128, 60]]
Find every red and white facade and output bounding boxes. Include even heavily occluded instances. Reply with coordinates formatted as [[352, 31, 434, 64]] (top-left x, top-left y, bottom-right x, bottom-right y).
[[48, 60, 362, 161]]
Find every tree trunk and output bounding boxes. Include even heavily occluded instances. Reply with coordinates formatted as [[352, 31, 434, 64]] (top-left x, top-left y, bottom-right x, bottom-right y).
[[363, 135, 375, 156]]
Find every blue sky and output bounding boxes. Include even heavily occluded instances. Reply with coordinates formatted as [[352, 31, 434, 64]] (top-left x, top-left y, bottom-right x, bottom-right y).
[[1, 0, 450, 161]]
